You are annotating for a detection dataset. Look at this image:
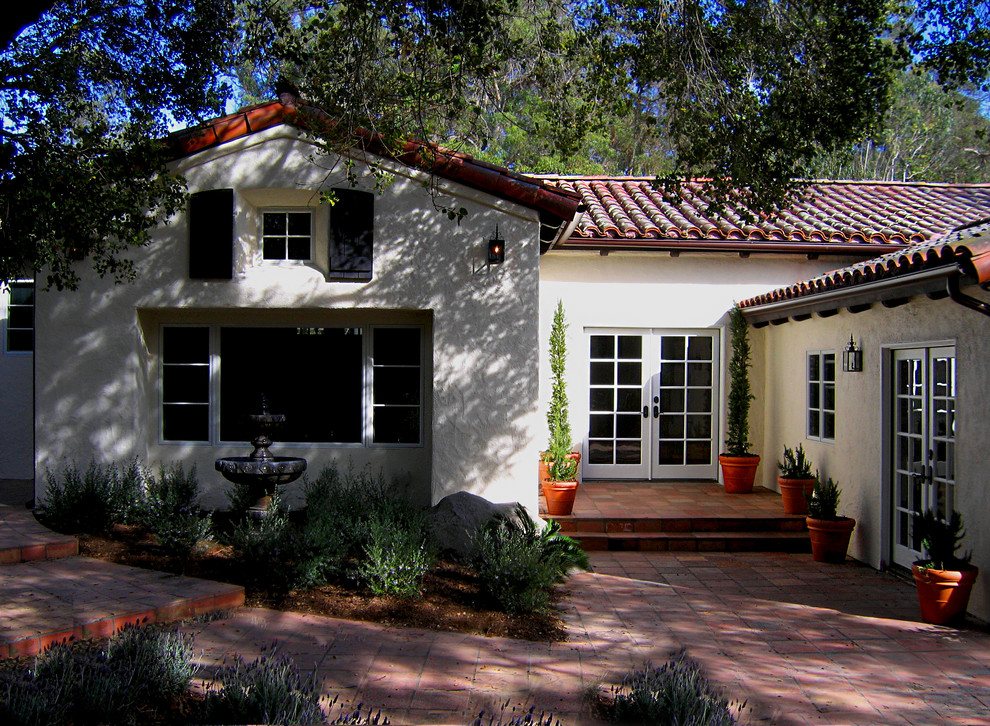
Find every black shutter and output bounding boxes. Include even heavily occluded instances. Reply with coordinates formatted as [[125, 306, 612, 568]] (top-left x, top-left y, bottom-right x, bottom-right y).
[[328, 189, 374, 280], [189, 189, 234, 279]]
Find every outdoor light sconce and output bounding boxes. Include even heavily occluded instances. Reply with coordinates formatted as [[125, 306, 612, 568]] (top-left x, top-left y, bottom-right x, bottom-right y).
[[842, 335, 863, 373], [487, 226, 506, 265]]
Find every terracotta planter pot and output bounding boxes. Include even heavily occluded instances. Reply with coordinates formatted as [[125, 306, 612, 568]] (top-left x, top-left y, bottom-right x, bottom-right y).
[[542, 480, 578, 516], [719, 454, 761, 493], [912, 563, 980, 625], [778, 477, 816, 515], [539, 452, 581, 487], [806, 516, 855, 563]]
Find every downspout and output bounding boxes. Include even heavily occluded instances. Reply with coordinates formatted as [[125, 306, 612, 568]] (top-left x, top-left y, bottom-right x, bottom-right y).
[[947, 245, 990, 318], [947, 272, 990, 318]]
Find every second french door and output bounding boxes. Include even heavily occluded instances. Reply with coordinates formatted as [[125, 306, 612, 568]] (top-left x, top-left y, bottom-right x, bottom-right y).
[[585, 329, 719, 480]]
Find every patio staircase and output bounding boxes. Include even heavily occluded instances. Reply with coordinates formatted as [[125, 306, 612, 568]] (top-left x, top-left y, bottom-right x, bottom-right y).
[[542, 481, 812, 553]]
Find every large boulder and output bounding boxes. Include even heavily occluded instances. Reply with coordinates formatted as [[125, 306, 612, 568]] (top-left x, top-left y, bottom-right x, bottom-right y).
[[426, 491, 544, 559]]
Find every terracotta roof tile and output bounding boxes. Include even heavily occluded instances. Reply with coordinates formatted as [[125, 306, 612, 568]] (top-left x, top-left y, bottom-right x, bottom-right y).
[[739, 218, 990, 309], [537, 177, 990, 255], [167, 99, 583, 224]]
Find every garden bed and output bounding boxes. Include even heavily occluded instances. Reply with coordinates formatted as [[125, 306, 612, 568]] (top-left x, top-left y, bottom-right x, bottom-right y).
[[78, 522, 568, 642]]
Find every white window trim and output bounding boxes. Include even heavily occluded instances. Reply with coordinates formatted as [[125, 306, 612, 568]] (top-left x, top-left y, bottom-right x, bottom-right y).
[[807, 349, 836, 442], [2, 279, 34, 355], [159, 322, 424, 448], [259, 208, 314, 263]]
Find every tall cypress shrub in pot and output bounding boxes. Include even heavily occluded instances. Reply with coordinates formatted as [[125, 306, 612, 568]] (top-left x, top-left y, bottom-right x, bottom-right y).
[[719, 306, 760, 493], [542, 300, 579, 515]]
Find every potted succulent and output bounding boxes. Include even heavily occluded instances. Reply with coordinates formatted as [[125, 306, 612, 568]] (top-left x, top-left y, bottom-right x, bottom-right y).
[[912, 510, 979, 625], [719, 306, 760, 493], [805, 477, 855, 563], [542, 300, 580, 515], [777, 444, 815, 515]]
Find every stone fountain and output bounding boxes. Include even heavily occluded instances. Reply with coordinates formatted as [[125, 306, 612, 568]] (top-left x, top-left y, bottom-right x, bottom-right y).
[[215, 395, 307, 517]]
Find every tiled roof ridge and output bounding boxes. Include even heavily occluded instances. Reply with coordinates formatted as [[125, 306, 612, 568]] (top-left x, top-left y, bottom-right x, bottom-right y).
[[534, 174, 990, 190], [739, 218, 990, 310], [166, 98, 583, 222]]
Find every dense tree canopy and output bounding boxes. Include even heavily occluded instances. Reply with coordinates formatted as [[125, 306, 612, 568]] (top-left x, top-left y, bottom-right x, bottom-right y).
[[3, 0, 990, 288]]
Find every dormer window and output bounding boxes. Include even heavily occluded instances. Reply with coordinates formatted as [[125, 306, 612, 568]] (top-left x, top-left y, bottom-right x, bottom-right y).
[[262, 210, 312, 261]]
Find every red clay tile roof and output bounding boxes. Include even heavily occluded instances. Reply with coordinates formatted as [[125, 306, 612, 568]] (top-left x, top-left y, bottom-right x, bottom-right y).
[[739, 218, 990, 310], [167, 99, 583, 223], [537, 176, 990, 255]]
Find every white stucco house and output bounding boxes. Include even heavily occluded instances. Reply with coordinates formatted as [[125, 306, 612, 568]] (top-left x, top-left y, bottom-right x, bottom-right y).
[[6, 97, 990, 620]]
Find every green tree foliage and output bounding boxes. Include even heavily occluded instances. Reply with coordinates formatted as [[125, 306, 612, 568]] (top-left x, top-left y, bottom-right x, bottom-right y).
[[0, 0, 236, 289], [724, 306, 753, 457]]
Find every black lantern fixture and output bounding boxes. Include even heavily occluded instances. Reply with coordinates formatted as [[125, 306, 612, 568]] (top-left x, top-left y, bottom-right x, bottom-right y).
[[487, 225, 506, 265], [842, 335, 863, 373]]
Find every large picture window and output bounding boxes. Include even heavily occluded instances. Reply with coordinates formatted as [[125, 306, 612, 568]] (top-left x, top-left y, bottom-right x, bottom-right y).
[[161, 324, 423, 445], [807, 351, 835, 441], [3, 280, 34, 353]]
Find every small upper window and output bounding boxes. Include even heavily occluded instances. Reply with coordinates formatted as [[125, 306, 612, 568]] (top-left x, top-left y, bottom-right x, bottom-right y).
[[808, 351, 835, 441], [262, 211, 312, 261], [4, 281, 34, 353]]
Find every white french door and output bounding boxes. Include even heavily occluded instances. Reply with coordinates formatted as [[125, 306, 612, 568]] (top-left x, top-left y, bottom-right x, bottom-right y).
[[890, 345, 956, 569], [584, 329, 719, 480]]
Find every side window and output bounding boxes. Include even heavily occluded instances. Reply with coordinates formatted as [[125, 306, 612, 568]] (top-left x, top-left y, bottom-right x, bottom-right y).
[[808, 351, 835, 442], [3, 281, 34, 353], [372, 327, 422, 444], [161, 326, 211, 442], [262, 211, 313, 261], [328, 188, 374, 280]]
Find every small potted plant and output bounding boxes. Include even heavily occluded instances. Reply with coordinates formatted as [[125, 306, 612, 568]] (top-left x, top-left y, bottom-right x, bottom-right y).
[[912, 510, 979, 625], [805, 476, 855, 563], [777, 444, 815, 515], [719, 306, 760, 492], [541, 300, 579, 515]]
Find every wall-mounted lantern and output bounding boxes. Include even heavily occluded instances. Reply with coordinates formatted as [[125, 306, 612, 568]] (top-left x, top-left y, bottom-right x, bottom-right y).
[[842, 335, 863, 372], [487, 225, 506, 265]]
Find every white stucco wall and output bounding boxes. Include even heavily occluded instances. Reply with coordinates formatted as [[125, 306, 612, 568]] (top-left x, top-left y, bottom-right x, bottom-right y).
[[757, 295, 990, 622], [34, 127, 543, 510], [538, 252, 860, 477], [0, 283, 33, 480]]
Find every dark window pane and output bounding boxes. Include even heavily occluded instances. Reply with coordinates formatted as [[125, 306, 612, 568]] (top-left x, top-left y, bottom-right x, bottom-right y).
[[686, 414, 712, 438], [220, 327, 362, 443], [809, 354, 820, 381], [617, 362, 641, 385], [590, 336, 614, 359], [163, 327, 208, 364], [687, 336, 712, 361], [7, 330, 32, 351], [589, 440, 613, 464], [808, 382, 820, 407], [660, 389, 685, 412], [8, 307, 32, 328], [659, 441, 684, 466], [163, 404, 209, 442], [661, 336, 685, 360], [163, 366, 209, 403], [660, 414, 684, 438], [823, 383, 835, 410], [686, 362, 712, 386], [660, 362, 685, 386], [373, 367, 420, 405], [686, 389, 712, 413], [287, 212, 311, 235], [617, 335, 642, 359], [809, 410, 820, 438], [616, 388, 641, 412], [9, 283, 33, 305], [616, 414, 640, 438], [590, 389, 613, 412], [590, 362, 614, 385], [374, 328, 421, 365], [589, 414, 613, 438], [263, 237, 286, 260], [616, 440, 641, 465], [373, 407, 419, 444], [823, 353, 836, 381], [823, 412, 835, 440], [263, 213, 286, 235], [686, 441, 711, 465], [287, 237, 310, 260]]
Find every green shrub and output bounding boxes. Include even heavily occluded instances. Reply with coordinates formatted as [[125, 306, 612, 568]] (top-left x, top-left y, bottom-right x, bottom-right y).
[[203, 646, 328, 725], [106, 626, 195, 702], [807, 476, 841, 520], [355, 510, 435, 597], [36, 460, 143, 533], [144, 464, 212, 557], [472, 506, 588, 614], [611, 652, 741, 726], [226, 488, 294, 588]]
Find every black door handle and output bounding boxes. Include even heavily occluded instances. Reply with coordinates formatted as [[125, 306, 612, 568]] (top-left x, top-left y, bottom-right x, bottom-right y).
[[642, 406, 649, 418], [653, 405, 659, 418]]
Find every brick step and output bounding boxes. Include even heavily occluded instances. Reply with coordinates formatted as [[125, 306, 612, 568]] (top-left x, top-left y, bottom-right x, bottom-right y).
[[572, 530, 812, 553], [555, 516, 808, 534], [0, 506, 79, 565]]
